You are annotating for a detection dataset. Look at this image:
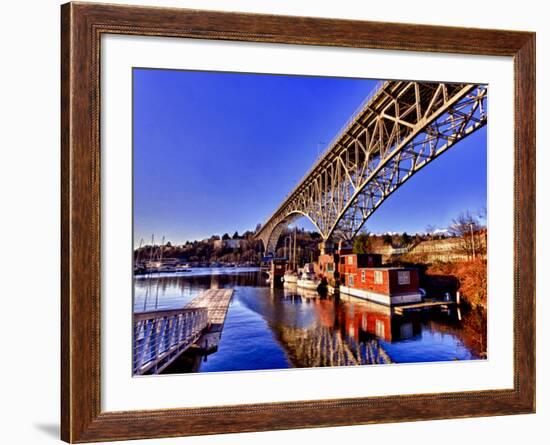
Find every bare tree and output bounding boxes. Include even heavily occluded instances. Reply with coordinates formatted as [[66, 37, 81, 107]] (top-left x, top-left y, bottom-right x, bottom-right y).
[[448, 211, 485, 260], [477, 207, 487, 221], [425, 224, 436, 236]]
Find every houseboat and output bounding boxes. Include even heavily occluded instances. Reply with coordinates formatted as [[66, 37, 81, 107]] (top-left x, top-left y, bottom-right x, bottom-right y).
[[316, 249, 383, 295], [339, 253, 422, 306]]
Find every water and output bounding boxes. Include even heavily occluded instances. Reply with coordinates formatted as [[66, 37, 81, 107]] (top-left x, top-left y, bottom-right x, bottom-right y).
[[134, 268, 486, 374]]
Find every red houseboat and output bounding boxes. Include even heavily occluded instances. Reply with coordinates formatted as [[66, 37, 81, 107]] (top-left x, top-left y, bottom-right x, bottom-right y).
[[338, 253, 422, 305]]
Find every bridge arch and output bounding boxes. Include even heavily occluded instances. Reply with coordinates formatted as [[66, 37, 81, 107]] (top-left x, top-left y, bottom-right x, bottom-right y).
[[255, 81, 487, 252], [257, 210, 323, 255]]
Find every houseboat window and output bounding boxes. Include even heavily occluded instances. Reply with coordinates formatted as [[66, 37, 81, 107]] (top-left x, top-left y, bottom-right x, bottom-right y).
[[347, 256, 353, 265], [361, 270, 366, 283], [348, 274, 354, 286], [397, 270, 410, 285], [374, 270, 383, 284]]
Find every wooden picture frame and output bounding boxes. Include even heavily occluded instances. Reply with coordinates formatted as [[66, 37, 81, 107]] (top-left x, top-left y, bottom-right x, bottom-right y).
[[61, 2, 535, 442]]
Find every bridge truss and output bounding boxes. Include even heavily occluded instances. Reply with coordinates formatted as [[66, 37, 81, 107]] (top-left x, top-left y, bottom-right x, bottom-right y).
[[255, 81, 488, 253]]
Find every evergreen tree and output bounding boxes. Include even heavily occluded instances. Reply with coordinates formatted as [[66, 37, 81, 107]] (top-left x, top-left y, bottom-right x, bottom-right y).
[[353, 233, 371, 254]]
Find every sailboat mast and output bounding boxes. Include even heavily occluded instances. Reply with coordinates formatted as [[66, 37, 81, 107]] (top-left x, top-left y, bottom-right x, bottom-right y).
[[135, 238, 143, 266], [293, 227, 297, 271], [149, 234, 155, 263]]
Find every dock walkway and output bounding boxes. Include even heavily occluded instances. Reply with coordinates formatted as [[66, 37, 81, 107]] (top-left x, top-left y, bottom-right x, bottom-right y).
[[186, 289, 234, 334], [393, 299, 456, 315], [133, 289, 234, 375]]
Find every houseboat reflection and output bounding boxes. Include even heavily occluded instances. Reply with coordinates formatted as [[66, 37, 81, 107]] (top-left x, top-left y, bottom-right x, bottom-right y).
[[280, 283, 421, 344]]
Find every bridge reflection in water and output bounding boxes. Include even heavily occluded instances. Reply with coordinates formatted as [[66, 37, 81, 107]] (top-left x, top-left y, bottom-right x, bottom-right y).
[[134, 270, 484, 374], [272, 287, 394, 367]]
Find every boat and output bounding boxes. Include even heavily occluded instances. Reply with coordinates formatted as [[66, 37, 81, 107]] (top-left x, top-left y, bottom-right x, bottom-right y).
[[282, 282, 319, 300], [296, 263, 320, 290], [144, 257, 181, 274], [283, 271, 298, 284], [134, 263, 148, 275]]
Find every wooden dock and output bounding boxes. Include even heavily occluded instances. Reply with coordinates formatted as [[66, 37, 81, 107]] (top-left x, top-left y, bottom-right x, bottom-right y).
[[392, 300, 456, 315], [186, 289, 234, 333], [133, 288, 234, 375], [187, 289, 234, 353]]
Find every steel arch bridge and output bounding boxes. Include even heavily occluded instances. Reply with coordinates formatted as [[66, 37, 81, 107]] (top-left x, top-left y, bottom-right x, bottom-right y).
[[255, 80, 487, 253]]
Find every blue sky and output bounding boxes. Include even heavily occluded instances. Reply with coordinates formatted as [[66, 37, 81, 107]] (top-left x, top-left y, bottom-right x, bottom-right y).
[[133, 68, 487, 246]]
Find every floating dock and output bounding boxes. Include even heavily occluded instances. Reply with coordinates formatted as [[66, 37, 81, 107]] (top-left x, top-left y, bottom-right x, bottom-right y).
[[133, 288, 234, 375], [186, 289, 234, 353], [392, 299, 456, 315]]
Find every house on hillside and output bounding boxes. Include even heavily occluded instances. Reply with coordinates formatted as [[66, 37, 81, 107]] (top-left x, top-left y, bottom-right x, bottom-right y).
[[213, 239, 242, 250]]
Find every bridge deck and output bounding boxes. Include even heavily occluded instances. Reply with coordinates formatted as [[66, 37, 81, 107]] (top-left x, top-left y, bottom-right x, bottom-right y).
[[134, 289, 234, 375]]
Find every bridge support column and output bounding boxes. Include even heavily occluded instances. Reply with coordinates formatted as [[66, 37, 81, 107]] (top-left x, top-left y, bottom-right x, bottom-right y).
[[270, 259, 287, 288]]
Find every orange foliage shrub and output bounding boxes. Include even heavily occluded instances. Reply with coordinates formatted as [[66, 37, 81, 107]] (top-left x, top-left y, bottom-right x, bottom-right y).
[[426, 259, 487, 310]]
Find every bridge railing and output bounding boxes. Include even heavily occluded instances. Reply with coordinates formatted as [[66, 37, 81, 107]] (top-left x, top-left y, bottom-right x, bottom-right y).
[[133, 307, 209, 375], [321, 80, 387, 164]]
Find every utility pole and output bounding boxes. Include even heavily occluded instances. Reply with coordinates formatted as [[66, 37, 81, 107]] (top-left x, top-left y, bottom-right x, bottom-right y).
[[469, 223, 476, 260]]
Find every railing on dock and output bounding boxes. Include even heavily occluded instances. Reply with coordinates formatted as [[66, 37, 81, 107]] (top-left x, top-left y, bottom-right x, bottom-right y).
[[133, 307, 209, 375]]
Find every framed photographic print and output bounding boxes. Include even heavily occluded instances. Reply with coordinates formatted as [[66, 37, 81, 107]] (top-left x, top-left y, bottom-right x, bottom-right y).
[[61, 2, 535, 442]]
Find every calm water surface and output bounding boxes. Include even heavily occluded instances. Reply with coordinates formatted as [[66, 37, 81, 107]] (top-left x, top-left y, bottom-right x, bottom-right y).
[[134, 268, 486, 373]]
